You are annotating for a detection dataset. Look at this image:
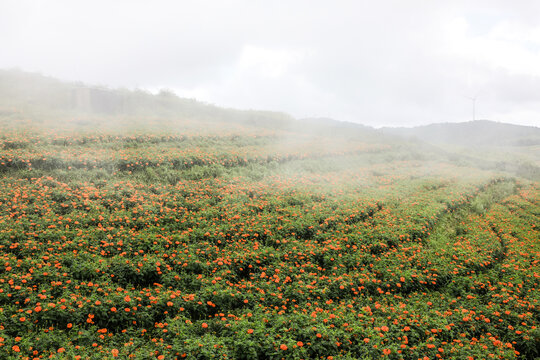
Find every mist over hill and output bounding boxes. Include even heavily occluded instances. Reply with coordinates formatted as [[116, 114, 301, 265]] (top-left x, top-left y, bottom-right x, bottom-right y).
[[1, 68, 539, 181], [2, 69, 537, 143], [0, 69, 390, 144], [381, 120, 540, 147], [0, 69, 294, 131]]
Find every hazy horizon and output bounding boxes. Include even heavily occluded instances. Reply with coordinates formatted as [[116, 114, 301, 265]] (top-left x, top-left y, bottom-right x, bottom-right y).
[[2, 1, 540, 127]]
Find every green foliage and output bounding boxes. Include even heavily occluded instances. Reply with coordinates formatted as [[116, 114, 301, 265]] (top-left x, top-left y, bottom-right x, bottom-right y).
[[0, 86, 538, 358]]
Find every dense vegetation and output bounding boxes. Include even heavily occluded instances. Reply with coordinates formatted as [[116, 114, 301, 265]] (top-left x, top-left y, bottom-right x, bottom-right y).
[[0, 71, 538, 359]]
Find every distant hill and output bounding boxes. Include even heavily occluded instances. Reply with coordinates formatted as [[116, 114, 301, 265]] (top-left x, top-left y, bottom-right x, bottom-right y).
[[381, 120, 540, 147], [0, 69, 295, 131], [0, 69, 383, 141], [1, 69, 538, 151]]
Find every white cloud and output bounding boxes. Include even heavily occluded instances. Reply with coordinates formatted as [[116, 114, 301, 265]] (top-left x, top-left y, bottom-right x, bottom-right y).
[[443, 16, 540, 77], [237, 46, 305, 79]]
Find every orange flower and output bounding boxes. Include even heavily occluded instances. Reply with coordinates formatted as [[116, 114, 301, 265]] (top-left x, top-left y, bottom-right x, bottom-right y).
[[297, 341, 304, 347], [280, 344, 288, 351], [202, 323, 208, 328], [12, 345, 20, 352], [57, 348, 65, 353], [247, 329, 253, 334]]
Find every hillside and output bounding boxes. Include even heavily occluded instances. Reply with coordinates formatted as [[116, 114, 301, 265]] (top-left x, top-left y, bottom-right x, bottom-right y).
[[0, 70, 538, 359], [0, 69, 295, 132], [380, 121, 540, 180], [381, 120, 540, 147], [2, 69, 538, 148]]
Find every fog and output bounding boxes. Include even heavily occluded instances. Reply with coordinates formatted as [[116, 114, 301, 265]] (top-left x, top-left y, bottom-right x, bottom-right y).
[[1, 0, 540, 127]]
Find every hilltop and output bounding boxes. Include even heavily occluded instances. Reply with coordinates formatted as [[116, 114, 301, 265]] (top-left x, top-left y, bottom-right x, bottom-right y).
[[0, 69, 294, 132]]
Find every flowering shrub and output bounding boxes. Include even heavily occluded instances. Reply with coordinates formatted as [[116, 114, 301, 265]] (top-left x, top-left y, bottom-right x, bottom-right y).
[[0, 126, 538, 359]]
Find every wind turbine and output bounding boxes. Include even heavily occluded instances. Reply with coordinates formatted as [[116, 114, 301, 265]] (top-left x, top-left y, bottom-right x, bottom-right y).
[[464, 92, 480, 121]]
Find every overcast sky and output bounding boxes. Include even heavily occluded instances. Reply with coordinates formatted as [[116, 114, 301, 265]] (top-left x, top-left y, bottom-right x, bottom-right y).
[[1, 1, 540, 127]]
